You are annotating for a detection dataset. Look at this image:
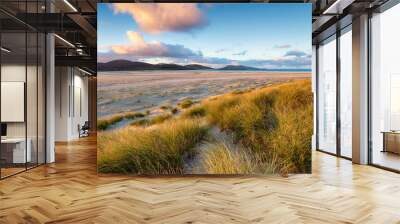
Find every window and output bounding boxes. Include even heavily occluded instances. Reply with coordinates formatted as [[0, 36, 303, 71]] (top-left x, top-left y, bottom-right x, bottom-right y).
[[339, 27, 352, 158], [317, 36, 337, 154], [370, 3, 400, 171], [0, 2, 46, 179]]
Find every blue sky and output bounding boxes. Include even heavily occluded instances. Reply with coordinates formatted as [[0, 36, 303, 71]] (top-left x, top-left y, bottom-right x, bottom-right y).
[[98, 3, 311, 69]]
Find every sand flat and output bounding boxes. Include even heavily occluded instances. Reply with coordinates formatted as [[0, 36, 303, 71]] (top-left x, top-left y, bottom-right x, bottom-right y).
[[98, 70, 311, 118]]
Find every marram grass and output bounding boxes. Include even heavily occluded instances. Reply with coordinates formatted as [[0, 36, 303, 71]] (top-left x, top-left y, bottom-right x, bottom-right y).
[[98, 79, 312, 175], [98, 118, 209, 174], [202, 79, 313, 174], [97, 111, 147, 130]]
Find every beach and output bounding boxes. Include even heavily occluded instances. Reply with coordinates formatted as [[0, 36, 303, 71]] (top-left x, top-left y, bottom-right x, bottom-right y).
[[97, 70, 311, 119]]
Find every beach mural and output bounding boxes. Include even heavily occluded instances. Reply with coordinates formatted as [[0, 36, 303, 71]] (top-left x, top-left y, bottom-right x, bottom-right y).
[[97, 3, 313, 175]]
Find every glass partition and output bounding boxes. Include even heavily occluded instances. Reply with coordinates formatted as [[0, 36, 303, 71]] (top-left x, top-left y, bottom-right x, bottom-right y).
[[317, 35, 337, 154], [339, 27, 352, 158], [0, 1, 46, 179], [371, 3, 400, 171], [1, 30, 28, 177]]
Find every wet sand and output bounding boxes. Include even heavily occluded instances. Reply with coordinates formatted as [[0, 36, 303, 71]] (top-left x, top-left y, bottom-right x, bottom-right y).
[[98, 70, 310, 118]]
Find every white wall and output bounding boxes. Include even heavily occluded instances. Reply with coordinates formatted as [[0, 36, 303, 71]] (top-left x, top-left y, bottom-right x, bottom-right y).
[[1, 63, 46, 164], [55, 67, 89, 141], [1, 65, 36, 138], [55, 66, 70, 141], [72, 73, 89, 138]]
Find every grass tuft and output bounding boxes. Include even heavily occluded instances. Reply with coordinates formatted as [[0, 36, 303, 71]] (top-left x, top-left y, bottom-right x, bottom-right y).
[[171, 107, 179, 114], [124, 112, 145, 119], [179, 99, 194, 109], [98, 79, 312, 175], [182, 105, 207, 118], [98, 112, 148, 130], [130, 113, 172, 127], [98, 119, 209, 174], [202, 142, 256, 174], [231, 89, 244, 95], [203, 79, 312, 174]]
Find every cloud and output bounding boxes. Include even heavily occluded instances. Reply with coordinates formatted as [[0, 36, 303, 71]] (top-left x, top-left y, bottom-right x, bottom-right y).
[[112, 3, 207, 34], [242, 50, 311, 69], [284, 50, 307, 57], [182, 50, 311, 69], [274, 44, 291, 49], [233, 50, 247, 56], [244, 57, 310, 69], [110, 31, 200, 58], [98, 45, 111, 53], [215, 48, 228, 53], [100, 41, 311, 69]]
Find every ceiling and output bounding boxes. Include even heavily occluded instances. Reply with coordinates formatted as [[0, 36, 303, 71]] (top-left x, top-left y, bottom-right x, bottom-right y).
[[0, 0, 395, 72], [0, 0, 97, 73]]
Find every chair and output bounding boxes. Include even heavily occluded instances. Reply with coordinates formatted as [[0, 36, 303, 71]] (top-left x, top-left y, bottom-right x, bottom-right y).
[[79, 121, 90, 138]]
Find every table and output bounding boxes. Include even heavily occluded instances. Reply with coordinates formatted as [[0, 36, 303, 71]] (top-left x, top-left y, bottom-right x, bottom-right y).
[[1, 138, 31, 164], [381, 131, 400, 154]]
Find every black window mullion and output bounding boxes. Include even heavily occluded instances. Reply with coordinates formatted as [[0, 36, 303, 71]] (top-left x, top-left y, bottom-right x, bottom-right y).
[[336, 28, 341, 157], [25, 0, 28, 171], [367, 11, 373, 165], [36, 0, 39, 168], [0, 23, 2, 180], [316, 45, 319, 151]]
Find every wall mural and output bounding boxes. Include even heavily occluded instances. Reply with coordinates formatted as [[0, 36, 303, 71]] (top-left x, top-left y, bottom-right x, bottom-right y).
[[97, 3, 313, 175]]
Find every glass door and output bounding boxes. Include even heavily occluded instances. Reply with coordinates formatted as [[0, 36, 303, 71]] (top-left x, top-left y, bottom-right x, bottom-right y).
[[370, 3, 400, 171], [1, 30, 28, 178], [339, 27, 352, 158], [317, 35, 337, 154], [0, 1, 46, 179]]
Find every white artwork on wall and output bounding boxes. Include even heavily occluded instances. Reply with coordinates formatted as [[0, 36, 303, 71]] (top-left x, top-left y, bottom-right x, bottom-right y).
[[1, 81, 25, 122]]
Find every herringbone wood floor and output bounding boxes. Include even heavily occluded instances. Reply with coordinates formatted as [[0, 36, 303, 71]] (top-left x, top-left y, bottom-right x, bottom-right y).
[[1, 136, 400, 224]]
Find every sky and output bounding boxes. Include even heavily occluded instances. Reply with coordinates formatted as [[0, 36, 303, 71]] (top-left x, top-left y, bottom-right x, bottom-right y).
[[98, 3, 311, 69]]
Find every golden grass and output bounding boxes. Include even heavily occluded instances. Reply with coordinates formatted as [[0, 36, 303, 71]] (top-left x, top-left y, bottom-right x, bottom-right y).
[[124, 112, 145, 119], [98, 118, 209, 174], [201, 79, 312, 174], [97, 112, 147, 130], [201, 142, 282, 175], [201, 142, 256, 174], [179, 99, 194, 109], [98, 79, 312, 175], [181, 105, 207, 118], [171, 107, 179, 114], [130, 113, 172, 127]]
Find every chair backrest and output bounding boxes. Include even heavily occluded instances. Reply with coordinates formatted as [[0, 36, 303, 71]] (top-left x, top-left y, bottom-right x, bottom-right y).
[[82, 121, 90, 129]]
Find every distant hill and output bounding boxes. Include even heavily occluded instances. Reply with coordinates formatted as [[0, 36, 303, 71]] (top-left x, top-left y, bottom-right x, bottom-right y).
[[184, 64, 213, 70], [98, 60, 212, 71], [98, 60, 154, 71], [98, 60, 310, 72], [219, 65, 260, 71]]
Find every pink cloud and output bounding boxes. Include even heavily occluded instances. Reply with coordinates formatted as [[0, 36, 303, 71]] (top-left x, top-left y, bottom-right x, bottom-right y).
[[111, 31, 168, 56], [110, 31, 199, 58], [112, 3, 206, 33]]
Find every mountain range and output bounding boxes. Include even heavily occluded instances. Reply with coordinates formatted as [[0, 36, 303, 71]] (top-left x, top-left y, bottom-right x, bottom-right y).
[[97, 60, 310, 72], [98, 60, 213, 71], [97, 60, 264, 71]]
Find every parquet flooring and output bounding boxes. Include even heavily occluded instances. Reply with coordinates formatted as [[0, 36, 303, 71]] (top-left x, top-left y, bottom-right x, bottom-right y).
[[1, 136, 400, 223]]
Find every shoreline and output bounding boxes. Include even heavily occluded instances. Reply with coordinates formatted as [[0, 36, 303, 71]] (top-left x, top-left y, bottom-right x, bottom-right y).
[[98, 71, 311, 119]]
